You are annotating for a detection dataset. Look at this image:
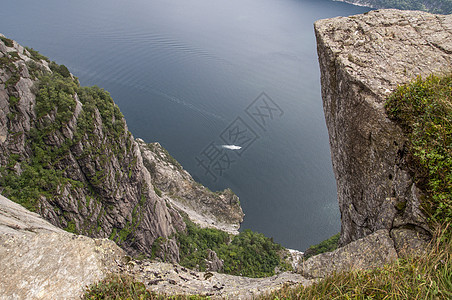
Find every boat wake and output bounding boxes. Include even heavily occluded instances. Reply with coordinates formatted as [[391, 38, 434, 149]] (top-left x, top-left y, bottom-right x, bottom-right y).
[[221, 145, 242, 150]]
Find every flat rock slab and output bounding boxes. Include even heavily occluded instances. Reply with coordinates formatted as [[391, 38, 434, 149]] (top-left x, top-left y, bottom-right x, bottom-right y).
[[298, 229, 398, 278], [0, 195, 124, 300], [125, 261, 311, 299], [0, 195, 64, 236]]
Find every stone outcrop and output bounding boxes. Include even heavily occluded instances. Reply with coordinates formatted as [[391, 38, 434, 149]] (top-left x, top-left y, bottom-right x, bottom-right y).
[[205, 249, 224, 272], [0, 193, 310, 299], [0, 194, 125, 299], [0, 34, 242, 262], [138, 139, 244, 234], [315, 9, 451, 251], [298, 229, 397, 278], [124, 260, 310, 299]]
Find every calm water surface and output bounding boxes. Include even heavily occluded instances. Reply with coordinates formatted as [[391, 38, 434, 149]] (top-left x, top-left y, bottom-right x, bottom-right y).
[[0, 0, 369, 250]]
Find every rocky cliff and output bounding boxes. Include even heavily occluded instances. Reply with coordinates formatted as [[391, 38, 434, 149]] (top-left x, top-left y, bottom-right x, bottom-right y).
[[314, 9, 451, 251], [0, 34, 243, 261], [138, 139, 243, 235], [0, 193, 307, 299]]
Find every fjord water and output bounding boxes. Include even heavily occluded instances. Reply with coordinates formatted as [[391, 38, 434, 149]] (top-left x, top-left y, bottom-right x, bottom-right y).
[[0, 0, 368, 250]]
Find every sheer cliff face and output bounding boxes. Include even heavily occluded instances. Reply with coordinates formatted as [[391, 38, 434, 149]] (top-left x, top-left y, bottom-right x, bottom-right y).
[[0, 36, 186, 260], [315, 10, 451, 248], [0, 35, 242, 261]]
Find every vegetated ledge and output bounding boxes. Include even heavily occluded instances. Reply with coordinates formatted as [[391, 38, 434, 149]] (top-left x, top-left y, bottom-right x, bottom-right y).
[[137, 138, 244, 235]]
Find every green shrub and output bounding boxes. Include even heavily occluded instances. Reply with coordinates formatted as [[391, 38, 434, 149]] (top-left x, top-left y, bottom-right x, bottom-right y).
[[83, 274, 152, 299], [84, 274, 209, 299], [9, 95, 19, 107], [0, 36, 14, 47], [65, 220, 77, 234], [24, 46, 50, 62], [50, 61, 71, 78], [8, 51, 20, 60], [260, 226, 452, 299], [177, 219, 290, 278], [385, 73, 452, 224], [303, 233, 339, 259]]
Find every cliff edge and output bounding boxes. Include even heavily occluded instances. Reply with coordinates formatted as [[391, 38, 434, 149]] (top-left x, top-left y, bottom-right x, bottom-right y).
[[315, 9, 451, 251], [0, 34, 243, 262]]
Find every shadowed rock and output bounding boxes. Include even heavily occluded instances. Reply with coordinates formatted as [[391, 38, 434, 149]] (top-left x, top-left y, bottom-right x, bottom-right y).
[[314, 9, 451, 250]]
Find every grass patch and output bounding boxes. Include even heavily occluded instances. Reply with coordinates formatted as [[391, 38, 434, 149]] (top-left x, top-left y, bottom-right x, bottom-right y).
[[303, 233, 339, 259], [177, 219, 291, 277], [0, 36, 14, 47], [84, 274, 208, 299], [385, 72, 452, 224], [260, 226, 452, 299], [154, 186, 162, 197]]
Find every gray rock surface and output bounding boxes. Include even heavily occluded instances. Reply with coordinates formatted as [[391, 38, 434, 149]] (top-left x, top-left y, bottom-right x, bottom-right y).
[[298, 229, 398, 278], [0, 194, 125, 300], [315, 9, 451, 249], [124, 260, 311, 299], [390, 227, 431, 256], [0, 194, 310, 299], [138, 140, 244, 234], [205, 249, 224, 272], [0, 194, 64, 235]]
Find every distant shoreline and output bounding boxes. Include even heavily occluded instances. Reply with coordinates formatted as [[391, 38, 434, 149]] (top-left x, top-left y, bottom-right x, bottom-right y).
[[333, 0, 374, 9]]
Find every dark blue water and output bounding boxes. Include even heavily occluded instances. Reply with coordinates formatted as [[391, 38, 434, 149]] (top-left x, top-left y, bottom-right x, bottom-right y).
[[0, 0, 369, 250]]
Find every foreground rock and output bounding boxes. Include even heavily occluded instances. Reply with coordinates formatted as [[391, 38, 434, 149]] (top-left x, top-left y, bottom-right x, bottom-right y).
[[0, 194, 310, 299], [0, 194, 124, 299], [124, 260, 310, 299], [298, 230, 397, 278], [315, 9, 451, 250]]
